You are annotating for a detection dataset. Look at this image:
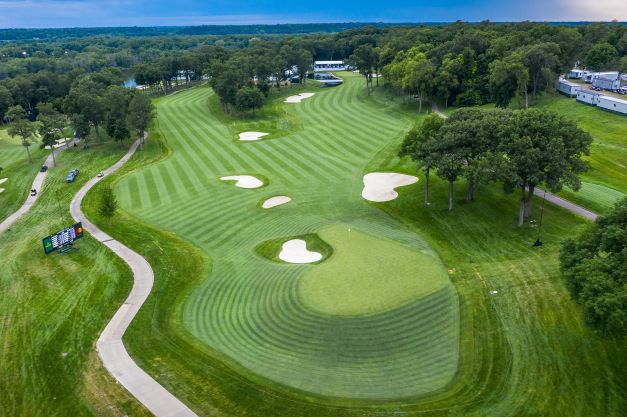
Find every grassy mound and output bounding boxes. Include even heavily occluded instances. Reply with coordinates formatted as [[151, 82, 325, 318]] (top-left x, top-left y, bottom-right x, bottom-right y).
[[254, 232, 332, 263]]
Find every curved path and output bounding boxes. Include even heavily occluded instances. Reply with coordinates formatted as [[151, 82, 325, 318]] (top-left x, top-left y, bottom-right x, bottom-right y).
[[0, 140, 76, 234], [431, 102, 599, 221], [70, 138, 198, 417]]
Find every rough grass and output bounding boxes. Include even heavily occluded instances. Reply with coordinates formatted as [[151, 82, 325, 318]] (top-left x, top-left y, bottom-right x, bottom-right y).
[[533, 94, 626, 214], [254, 232, 333, 264], [0, 140, 150, 417], [300, 224, 451, 316]]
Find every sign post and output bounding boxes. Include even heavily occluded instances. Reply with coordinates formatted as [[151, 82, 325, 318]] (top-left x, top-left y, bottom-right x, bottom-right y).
[[42, 222, 84, 255]]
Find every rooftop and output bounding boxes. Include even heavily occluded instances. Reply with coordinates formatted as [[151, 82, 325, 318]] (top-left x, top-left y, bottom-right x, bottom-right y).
[[598, 95, 627, 104]]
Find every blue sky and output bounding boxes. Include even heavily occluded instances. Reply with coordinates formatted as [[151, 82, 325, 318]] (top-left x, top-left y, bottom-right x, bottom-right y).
[[0, 0, 625, 28]]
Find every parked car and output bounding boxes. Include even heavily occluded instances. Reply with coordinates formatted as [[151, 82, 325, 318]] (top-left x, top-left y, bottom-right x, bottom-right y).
[[66, 169, 79, 183], [40, 165, 48, 172]]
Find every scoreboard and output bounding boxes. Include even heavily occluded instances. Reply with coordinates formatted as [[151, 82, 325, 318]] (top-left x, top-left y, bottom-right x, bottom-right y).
[[42, 222, 84, 254]]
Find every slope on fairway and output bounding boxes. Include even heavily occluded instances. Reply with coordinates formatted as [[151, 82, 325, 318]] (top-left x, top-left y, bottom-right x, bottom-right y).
[[300, 224, 451, 316], [114, 73, 459, 399]]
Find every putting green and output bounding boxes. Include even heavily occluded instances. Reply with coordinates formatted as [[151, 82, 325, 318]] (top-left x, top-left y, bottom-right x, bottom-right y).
[[115, 73, 460, 399], [300, 224, 450, 316]]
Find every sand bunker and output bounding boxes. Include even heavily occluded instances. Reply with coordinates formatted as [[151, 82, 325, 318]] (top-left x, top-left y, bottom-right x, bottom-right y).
[[279, 239, 322, 263], [0, 188, 4, 193], [262, 196, 291, 208], [0, 178, 7, 185], [239, 132, 269, 141], [362, 172, 418, 202], [284, 93, 315, 103], [220, 175, 263, 189]]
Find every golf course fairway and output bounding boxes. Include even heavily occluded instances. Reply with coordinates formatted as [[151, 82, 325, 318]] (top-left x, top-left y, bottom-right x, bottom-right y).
[[114, 73, 459, 399]]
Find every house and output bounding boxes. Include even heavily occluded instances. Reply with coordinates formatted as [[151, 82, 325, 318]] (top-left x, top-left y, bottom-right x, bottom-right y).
[[597, 96, 627, 115], [557, 79, 582, 97], [313, 61, 347, 72], [576, 90, 602, 106], [592, 76, 621, 91], [584, 71, 619, 83], [568, 69, 585, 79]]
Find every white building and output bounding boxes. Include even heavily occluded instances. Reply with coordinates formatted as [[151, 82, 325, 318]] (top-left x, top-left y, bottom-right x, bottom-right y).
[[592, 76, 621, 91], [313, 61, 347, 72], [576, 90, 602, 105], [597, 96, 627, 115], [568, 69, 585, 79], [557, 79, 582, 97], [585, 71, 619, 83]]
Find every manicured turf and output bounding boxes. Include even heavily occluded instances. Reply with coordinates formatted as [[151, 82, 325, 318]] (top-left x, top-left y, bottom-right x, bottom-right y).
[[300, 224, 452, 316], [0, 141, 150, 416], [79, 76, 624, 416], [114, 73, 460, 399]]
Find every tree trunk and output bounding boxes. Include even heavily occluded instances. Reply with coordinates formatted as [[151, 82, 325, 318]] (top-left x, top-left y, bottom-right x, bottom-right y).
[[376, 74, 379, 87], [365, 74, 370, 95], [25, 144, 32, 163], [418, 94, 423, 113], [525, 184, 535, 218], [524, 87, 528, 109], [448, 181, 454, 210], [532, 75, 538, 105], [466, 181, 475, 202], [424, 167, 430, 205], [518, 186, 526, 226]]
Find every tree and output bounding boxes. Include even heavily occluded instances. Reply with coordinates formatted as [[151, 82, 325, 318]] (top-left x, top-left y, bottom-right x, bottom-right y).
[[36, 102, 65, 166], [104, 86, 130, 147], [6, 105, 36, 163], [559, 197, 626, 336], [620, 56, 627, 74], [402, 51, 435, 113], [520, 43, 560, 104], [437, 108, 509, 202], [235, 86, 265, 115], [434, 153, 465, 211], [98, 185, 118, 225], [349, 45, 377, 95], [127, 93, 154, 149], [489, 53, 529, 109], [399, 114, 443, 205], [0, 85, 12, 122], [498, 109, 593, 226], [585, 43, 618, 71]]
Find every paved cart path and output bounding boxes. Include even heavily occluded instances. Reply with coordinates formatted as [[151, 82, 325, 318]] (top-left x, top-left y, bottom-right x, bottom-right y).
[[70, 137, 198, 417], [0, 140, 76, 234], [430, 102, 599, 221]]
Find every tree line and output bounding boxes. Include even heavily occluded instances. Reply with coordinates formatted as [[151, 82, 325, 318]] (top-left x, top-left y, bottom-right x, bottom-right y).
[[5, 70, 154, 165], [400, 108, 592, 226]]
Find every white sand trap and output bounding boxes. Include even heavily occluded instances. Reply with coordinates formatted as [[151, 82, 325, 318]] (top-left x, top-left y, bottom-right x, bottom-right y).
[[284, 93, 315, 103], [362, 172, 419, 202], [0, 188, 4, 193], [279, 239, 322, 263], [239, 131, 269, 141], [0, 178, 7, 185], [220, 175, 263, 189], [262, 196, 291, 208]]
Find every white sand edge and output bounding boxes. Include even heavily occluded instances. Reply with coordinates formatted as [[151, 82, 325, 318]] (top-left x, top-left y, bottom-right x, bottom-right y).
[[362, 172, 419, 202], [278, 239, 322, 263], [284, 93, 315, 103], [262, 196, 291, 208], [0, 178, 7, 185], [239, 132, 269, 141], [0, 188, 4, 193], [220, 175, 264, 189]]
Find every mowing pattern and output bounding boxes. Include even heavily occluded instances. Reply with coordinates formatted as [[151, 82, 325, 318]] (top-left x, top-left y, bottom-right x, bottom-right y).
[[115, 74, 460, 399]]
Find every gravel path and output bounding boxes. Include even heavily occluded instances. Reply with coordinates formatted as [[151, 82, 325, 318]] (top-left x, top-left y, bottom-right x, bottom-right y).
[[430, 102, 599, 221], [70, 137, 198, 417], [0, 139, 76, 234]]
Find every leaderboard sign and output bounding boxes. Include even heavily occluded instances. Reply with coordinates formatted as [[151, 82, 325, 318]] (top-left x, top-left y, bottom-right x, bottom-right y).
[[42, 222, 84, 254]]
